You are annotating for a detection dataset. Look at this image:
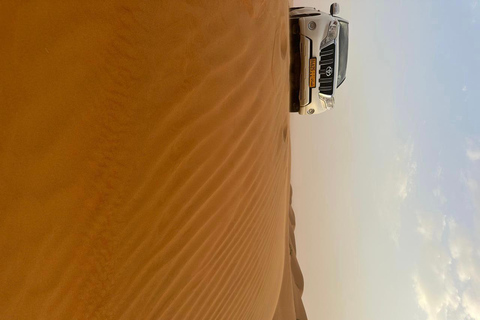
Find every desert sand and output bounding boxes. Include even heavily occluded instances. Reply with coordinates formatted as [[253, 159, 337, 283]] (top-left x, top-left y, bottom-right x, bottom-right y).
[[0, 0, 306, 319], [273, 188, 308, 320]]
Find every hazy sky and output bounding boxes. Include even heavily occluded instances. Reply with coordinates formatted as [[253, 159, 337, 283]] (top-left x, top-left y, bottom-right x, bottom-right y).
[[290, 1, 480, 320]]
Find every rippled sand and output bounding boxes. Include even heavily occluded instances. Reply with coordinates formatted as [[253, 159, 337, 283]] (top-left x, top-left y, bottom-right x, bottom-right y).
[[0, 1, 304, 319]]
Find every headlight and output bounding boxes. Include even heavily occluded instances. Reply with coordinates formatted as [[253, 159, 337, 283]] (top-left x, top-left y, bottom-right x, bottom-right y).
[[320, 95, 335, 110], [321, 21, 338, 47]]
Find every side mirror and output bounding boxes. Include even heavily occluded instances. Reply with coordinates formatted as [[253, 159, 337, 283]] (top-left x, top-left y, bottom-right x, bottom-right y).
[[330, 3, 340, 15]]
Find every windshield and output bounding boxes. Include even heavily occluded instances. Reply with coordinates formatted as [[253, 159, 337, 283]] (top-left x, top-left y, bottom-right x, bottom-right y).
[[337, 20, 349, 87]]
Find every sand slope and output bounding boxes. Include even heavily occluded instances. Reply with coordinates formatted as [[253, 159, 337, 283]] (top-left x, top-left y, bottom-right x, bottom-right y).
[[273, 188, 308, 320], [0, 0, 298, 319]]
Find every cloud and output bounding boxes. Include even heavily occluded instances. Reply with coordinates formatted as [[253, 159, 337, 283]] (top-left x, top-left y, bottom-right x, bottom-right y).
[[414, 147, 480, 320], [462, 172, 480, 224], [466, 138, 480, 161], [435, 165, 444, 180], [433, 187, 447, 205], [416, 211, 445, 242], [449, 221, 480, 320], [448, 220, 479, 283], [463, 174, 478, 194], [463, 285, 480, 319], [378, 140, 417, 245], [466, 149, 480, 162], [412, 240, 460, 320], [414, 211, 454, 320], [462, 85, 468, 92], [413, 211, 480, 320], [396, 141, 417, 200], [458, 167, 480, 319]]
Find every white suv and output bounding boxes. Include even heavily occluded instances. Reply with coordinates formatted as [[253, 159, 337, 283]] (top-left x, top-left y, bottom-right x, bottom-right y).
[[290, 4, 349, 115]]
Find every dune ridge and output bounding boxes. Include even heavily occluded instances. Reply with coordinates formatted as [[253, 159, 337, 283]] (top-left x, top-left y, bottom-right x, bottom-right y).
[[0, 0, 303, 319], [273, 187, 308, 320]]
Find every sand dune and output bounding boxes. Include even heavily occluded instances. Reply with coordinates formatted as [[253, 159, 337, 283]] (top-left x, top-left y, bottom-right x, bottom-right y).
[[0, 0, 305, 319], [273, 188, 308, 320]]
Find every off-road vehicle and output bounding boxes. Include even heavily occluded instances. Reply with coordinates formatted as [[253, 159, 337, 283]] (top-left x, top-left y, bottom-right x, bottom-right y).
[[290, 4, 349, 115]]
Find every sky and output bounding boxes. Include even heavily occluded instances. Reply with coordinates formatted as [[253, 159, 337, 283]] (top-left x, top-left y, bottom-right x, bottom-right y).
[[290, 1, 480, 320]]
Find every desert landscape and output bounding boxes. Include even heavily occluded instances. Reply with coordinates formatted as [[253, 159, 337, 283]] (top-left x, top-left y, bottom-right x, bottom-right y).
[[0, 0, 307, 319]]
